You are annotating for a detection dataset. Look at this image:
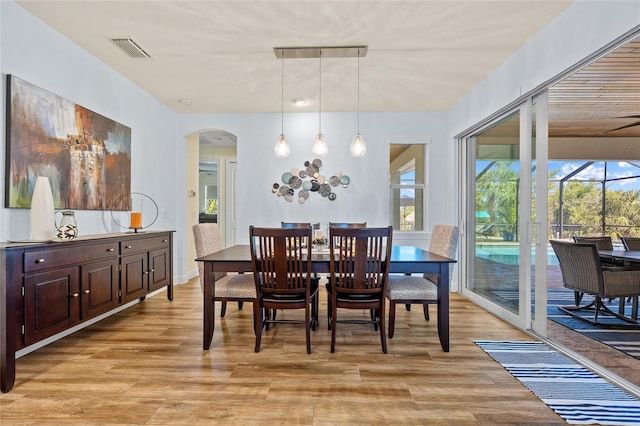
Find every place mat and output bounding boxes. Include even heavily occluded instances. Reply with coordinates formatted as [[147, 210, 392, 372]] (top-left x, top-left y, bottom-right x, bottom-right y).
[[475, 340, 640, 425]]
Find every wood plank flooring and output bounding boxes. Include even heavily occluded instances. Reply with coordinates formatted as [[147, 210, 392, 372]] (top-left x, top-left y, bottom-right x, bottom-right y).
[[0, 278, 566, 425]]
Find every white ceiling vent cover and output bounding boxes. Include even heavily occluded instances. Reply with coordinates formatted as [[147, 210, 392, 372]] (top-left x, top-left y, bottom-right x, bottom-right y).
[[111, 37, 153, 58]]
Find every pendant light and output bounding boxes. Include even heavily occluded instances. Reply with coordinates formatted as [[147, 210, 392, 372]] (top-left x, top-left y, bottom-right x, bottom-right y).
[[312, 51, 328, 158], [350, 48, 366, 157], [274, 51, 290, 158]]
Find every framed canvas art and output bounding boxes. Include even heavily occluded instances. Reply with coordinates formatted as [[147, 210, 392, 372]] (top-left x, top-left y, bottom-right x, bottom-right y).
[[5, 75, 131, 210]]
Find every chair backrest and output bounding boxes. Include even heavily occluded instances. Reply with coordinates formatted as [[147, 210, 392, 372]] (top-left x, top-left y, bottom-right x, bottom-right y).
[[329, 226, 393, 296], [192, 223, 226, 292], [428, 225, 459, 283], [281, 222, 311, 228], [550, 240, 604, 296], [573, 236, 613, 251], [621, 237, 640, 251], [249, 226, 313, 296], [328, 222, 367, 228]]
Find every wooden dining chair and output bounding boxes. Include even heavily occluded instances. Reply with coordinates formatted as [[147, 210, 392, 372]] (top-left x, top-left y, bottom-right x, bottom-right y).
[[386, 225, 459, 338], [249, 226, 319, 353], [327, 226, 393, 353], [278, 222, 319, 325], [621, 237, 640, 251], [192, 223, 256, 330], [325, 222, 367, 329]]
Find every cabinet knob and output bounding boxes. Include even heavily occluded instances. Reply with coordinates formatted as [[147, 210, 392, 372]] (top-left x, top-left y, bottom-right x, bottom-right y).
[[107, 248, 115, 252], [35, 258, 45, 264], [84, 289, 90, 294], [125, 245, 132, 249], [150, 269, 155, 273], [144, 271, 149, 275], [162, 239, 168, 243], [70, 293, 79, 298]]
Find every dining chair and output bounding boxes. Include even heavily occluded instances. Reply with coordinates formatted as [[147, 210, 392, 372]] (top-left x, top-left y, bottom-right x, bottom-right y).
[[573, 236, 614, 250], [192, 223, 256, 326], [325, 222, 367, 329], [572, 235, 620, 304], [278, 222, 319, 325], [621, 237, 640, 251], [386, 225, 459, 338], [550, 239, 640, 326], [327, 226, 393, 353], [249, 226, 319, 353]]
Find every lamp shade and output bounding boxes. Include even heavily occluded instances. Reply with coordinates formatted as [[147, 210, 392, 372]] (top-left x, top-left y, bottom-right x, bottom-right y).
[[312, 133, 328, 158], [350, 133, 366, 157], [30, 176, 55, 241], [274, 134, 290, 158]]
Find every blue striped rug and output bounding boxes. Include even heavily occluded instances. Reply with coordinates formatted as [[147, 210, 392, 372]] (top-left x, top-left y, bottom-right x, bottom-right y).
[[475, 340, 640, 425]]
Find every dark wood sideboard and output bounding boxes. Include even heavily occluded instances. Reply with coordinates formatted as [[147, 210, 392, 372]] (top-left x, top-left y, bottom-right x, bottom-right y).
[[0, 231, 174, 392]]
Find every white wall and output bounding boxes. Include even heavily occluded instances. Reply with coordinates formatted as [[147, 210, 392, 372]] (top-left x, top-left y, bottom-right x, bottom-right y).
[[1, 2, 180, 267]]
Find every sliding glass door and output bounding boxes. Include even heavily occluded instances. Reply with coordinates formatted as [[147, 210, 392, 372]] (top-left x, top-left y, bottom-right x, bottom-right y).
[[460, 96, 548, 332]]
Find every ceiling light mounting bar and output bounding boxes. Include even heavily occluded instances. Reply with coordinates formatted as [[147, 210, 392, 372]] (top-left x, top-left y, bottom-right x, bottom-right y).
[[274, 46, 367, 59]]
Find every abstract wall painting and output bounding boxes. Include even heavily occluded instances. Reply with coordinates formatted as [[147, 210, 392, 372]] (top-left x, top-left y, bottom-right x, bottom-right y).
[[5, 75, 131, 210]]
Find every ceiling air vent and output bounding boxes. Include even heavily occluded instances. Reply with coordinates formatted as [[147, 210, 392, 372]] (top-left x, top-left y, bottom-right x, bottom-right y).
[[110, 37, 153, 59]]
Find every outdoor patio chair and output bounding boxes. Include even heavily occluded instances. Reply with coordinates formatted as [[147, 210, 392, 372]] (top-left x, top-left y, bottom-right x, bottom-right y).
[[621, 237, 640, 251], [550, 239, 640, 328], [476, 223, 495, 240]]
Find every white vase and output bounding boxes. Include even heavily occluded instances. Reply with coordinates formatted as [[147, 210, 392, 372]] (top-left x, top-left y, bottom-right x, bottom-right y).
[[30, 176, 55, 241]]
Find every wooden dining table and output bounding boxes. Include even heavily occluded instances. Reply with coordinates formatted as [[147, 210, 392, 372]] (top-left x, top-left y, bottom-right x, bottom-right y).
[[196, 245, 457, 352]]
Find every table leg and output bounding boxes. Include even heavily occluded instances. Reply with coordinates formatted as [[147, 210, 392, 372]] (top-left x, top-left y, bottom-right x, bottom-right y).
[[203, 263, 215, 350], [437, 263, 450, 352]]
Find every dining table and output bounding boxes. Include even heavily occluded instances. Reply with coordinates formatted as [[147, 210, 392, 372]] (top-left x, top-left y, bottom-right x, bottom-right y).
[[597, 250, 640, 320], [196, 245, 457, 352]]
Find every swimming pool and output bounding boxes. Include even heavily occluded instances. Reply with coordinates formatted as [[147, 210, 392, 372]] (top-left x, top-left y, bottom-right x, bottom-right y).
[[475, 244, 559, 265]]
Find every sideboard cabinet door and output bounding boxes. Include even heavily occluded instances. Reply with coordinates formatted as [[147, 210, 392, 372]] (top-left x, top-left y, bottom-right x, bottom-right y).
[[81, 258, 119, 319], [24, 266, 80, 345], [120, 253, 148, 304], [148, 248, 170, 292]]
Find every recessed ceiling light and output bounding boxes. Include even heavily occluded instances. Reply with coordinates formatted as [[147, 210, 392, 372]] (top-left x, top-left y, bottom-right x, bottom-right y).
[[292, 98, 307, 106], [177, 98, 191, 105]]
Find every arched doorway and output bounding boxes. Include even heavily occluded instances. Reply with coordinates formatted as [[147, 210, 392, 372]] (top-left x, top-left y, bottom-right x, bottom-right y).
[[184, 129, 237, 281]]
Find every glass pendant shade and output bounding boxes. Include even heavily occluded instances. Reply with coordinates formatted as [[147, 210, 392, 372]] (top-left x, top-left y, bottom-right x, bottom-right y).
[[350, 133, 366, 157], [312, 133, 328, 158], [274, 133, 290, 158]]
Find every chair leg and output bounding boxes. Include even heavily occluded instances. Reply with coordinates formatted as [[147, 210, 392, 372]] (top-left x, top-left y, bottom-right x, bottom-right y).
[[331, 302, 337, 353], [220, 301, 227, 318], [388, 300, 396, 338], [238, 301, 244, 310], [405, 304, 411, 312], [253, 302, 263, 353], [311, 294, 319, 331], [378, 306, 387, 354], [574, 291, 583, 306], [371, 309, 378, 331], [327, 293, 332, 330], [423, 303, 429, 321], [305, 302, 312, 354]]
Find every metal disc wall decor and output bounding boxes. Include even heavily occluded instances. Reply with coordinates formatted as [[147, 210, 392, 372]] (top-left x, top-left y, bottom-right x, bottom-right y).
[[272, 158, 350, 204]]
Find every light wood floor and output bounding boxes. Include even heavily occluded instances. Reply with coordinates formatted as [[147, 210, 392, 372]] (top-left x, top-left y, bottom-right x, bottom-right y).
[[0, 278, 567, 425]]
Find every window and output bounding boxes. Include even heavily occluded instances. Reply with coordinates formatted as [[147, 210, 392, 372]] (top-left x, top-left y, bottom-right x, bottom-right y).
[[390, 144, 425, 231]]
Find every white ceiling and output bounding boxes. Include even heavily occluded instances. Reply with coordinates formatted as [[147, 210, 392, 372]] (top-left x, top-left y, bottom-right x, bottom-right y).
[[16, 0, 573, 114]]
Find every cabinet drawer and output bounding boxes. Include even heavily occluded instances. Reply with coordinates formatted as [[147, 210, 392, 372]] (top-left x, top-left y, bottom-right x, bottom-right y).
[[120, 235, 170, 254], [24, 242, 118, 273]]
